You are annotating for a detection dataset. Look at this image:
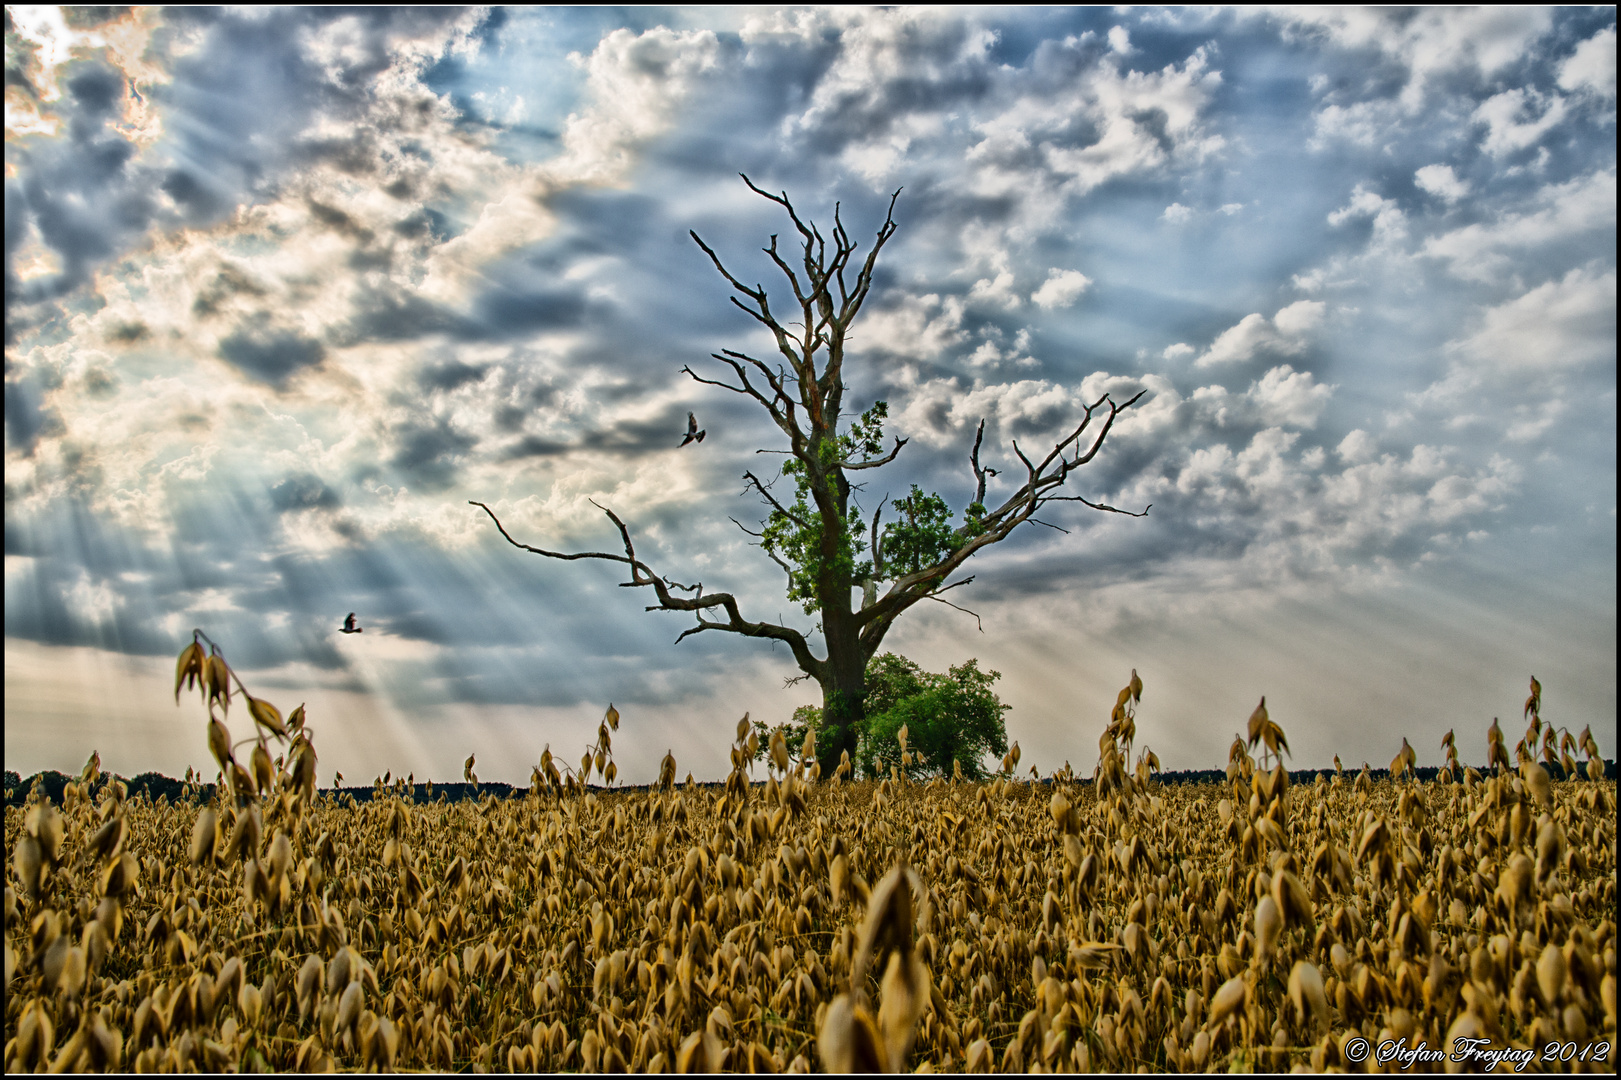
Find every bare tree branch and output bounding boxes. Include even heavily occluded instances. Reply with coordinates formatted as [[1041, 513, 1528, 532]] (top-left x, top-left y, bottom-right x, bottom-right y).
[[742, 470, 809, 528], [1046, 496, 1153, 517], [680, 364, 749, 397], [732, 516, 796, 583], [869, 497, 887, 579], [853, 388, 1147, 643], [970, 419, 998, 507], [470, 500, 824, 678], [926, 575, 977, 598], [688, 230, 811, 382], [925, 593, 984, 633], [840, 435, 909, 471]]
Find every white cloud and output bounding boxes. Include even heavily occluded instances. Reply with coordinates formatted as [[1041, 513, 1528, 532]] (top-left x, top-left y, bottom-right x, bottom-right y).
[[1310, 100, 1404, 149], [1279, 7, 1553, 111], [964, 41, 1225, 222], [1162, 342, 1194, 360], [892, 373, 1106, 449], [1473, 88, 1568, 157], [425, 26, 721, 297], [1233, 426, 1301, 493], [1318, 446, 1519, 541], [1295, 9, 1559, 152], [1162, 202, 1194, 224], [1246, 364, 1335, 429], [1030, 268, 1092, 310], [966, 329, 1036, 371], [1272, 300, 1327, 338], [1174, 442, 1232, 494], [1108, 26, 1134, 55], [1414, 164, 1469, 203], [773, 9, 997, 140], [1196, 314, 1270, 368], [1034, 49, 1225, 195], [1195, 300, 1325, 368], [969, 269, 1022, 310], [1450, 267, 1617, 375], [1326, 183, 1408, 249], [64, 570, 123, 626], [1167, 421, 1524, 590], [967, 341, 1002, 369], [1325, 185, 1388, 227], [1218, 202, 1244, 215], [1422, 169, 1616, 282], [1336, 429, 1376, 464], [751, 12, 1224, 248], [553, 28, 721, 185], [1291, 268, 1329, 293], [1558, 26, 1616, 100], [859, 293, 968, 360]]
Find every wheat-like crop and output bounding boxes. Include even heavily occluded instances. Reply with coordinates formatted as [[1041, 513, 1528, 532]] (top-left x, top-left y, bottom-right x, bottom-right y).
[[3, 661, 1616, 1072]]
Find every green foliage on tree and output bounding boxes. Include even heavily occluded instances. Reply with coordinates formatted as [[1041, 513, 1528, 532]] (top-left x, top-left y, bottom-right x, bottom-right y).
[[779, 653, 1009, 781], [757, 403, 993, 616], [757, 422, 875, 615], [879, 485, 966, 578], [756, 402, 990, 617]]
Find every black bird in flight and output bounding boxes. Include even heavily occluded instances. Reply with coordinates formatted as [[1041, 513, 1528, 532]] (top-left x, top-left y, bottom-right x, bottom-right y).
[[680, 412, 706, 447], [340, 613, 363, 634]]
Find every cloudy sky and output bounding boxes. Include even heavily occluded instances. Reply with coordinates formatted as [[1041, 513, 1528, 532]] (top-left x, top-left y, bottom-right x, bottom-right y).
[[6, 7, 1615, 785]]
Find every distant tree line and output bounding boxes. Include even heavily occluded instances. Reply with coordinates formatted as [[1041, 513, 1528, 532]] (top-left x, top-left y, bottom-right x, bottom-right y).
[[6, 755, 1612, 811]]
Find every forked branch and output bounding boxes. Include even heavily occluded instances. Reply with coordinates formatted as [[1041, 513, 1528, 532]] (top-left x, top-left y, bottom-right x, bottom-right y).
[[855, 390, 1149, 647], [469, 501, 824, 677]]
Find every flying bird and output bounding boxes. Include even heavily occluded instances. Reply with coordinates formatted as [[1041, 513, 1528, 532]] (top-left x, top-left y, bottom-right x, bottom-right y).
[[680, 412, 706, 447], [340, 613, 363, 634]]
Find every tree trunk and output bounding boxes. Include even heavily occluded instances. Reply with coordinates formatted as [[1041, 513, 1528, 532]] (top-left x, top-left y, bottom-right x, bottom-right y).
[[818, 615, 866, 778]]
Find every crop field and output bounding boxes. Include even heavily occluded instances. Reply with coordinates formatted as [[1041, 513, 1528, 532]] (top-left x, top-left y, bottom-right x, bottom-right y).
[[4, 668, 1618, 1073]]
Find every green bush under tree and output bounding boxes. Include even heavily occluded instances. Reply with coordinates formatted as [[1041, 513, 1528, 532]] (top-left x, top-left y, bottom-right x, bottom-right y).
[[759, 653, 1010, 782]]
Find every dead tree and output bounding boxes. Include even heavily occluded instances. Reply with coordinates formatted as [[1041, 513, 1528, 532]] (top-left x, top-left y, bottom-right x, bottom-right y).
[[473, 176, 1147, 777]]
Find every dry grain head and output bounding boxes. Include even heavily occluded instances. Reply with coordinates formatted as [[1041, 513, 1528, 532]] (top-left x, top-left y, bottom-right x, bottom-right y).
[[1207, 975, 1248, 1030], [1535, 818, 1566, 885], [250, 740, 275, 797], [14, 835, 44, 900], [1523, 761, 1552, 808], [175, 639, 207, 702], [817, 993, 886, 1072], [1537, 942, 1568, 1007], [851, 860, 922, 992], [1272, 869, 1314, 932], [877, 947, 930, 1069], [1255, 895, 1282, 963], [247, 694, 287, 739]]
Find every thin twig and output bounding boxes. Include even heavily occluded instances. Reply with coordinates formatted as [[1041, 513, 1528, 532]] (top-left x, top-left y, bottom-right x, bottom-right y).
[[924, 593, 984, 632]]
